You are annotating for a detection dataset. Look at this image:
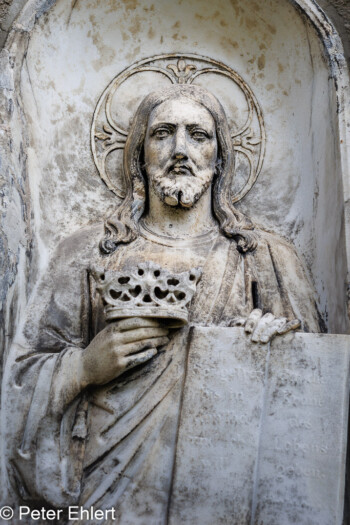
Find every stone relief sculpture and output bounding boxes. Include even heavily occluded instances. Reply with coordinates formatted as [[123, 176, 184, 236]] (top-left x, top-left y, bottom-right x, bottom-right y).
[[3, 56, 324, 522]]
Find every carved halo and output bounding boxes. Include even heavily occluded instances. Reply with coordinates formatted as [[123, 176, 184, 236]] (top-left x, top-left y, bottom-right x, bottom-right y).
[[91, 53, 266, 203]]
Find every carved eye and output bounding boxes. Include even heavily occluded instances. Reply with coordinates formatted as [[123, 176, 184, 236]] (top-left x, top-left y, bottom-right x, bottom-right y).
[[191, 130, 208, 142], [153, 127, 171, 139]]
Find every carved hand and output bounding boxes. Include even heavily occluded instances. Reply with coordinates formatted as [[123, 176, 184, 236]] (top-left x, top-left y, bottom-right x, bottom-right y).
[[230, 309, 301, 344], [79, 317, 169, 387]]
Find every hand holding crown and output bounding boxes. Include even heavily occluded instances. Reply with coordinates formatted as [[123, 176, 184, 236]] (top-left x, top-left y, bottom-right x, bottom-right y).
[[77, 262, 202, 388], [78, 317, 170, 387]]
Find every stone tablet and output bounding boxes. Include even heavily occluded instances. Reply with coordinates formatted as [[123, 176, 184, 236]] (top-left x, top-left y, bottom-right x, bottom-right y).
[[168, 327, 350, 525]]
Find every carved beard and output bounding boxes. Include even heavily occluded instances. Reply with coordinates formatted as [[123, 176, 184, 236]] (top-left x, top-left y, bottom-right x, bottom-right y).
[[150, 171, 214, 208]]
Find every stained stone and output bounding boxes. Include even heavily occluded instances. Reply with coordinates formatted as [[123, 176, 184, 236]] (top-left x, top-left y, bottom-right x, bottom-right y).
[[168, 328, 350, 525], [1, 0, 350, 519]]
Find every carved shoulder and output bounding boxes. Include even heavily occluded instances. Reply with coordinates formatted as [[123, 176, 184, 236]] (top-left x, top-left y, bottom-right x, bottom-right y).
[[53, 222, 105, 269]]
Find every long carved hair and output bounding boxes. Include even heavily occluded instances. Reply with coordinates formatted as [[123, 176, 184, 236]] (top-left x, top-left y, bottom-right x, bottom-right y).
[[100, 84, 257, 254]]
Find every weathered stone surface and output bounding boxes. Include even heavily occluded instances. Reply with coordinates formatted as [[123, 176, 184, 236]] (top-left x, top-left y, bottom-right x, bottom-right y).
[[2, 1, 350, 66], [0, 0, 347, 332], [1, 84, 324, 519], [0, 0, 350, 522], [169, 328, 350, 525]]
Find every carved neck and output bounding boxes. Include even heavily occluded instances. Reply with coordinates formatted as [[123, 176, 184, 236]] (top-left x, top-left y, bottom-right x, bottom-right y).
[[142, 184, 218, 239]]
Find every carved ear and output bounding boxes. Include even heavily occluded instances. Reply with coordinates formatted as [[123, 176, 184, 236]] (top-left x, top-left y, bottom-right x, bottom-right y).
[[89, 266, 106, 284]]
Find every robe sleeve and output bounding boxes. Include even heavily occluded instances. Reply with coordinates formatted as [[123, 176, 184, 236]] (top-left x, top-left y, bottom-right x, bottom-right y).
[[3, 227, 101, 508]]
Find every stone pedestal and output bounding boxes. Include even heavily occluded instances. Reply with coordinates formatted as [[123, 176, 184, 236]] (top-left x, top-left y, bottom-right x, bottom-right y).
[[168, 327, 350, 525]]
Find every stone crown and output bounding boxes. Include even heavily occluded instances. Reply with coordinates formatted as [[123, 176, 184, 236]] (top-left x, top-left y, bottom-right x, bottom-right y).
[[91, 262, 202, 326]]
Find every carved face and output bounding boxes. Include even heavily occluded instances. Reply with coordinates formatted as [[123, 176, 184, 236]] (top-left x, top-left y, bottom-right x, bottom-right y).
[[143, 97, 218, 208]]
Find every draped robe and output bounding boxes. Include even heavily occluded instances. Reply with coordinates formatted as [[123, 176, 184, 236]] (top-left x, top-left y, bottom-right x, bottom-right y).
[[3, 222, 322, 523]]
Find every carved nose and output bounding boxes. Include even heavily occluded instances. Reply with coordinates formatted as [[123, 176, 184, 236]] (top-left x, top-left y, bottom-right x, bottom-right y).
[[173, 130, 188, 159]]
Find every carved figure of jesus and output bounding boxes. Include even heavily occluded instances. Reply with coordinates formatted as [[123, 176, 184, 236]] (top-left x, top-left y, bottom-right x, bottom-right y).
[[4, 85, 323, 522]]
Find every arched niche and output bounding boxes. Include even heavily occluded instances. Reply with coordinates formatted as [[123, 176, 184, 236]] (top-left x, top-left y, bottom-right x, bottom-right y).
[[1, 0, 350, 363]]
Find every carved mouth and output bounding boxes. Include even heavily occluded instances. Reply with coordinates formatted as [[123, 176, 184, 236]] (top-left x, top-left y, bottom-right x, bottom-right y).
[[168, 163, 194, 176]]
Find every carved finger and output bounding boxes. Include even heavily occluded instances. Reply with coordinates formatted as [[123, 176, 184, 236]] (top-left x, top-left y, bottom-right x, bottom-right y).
[[124, 348, 158, 370], [259, 317, 287, 343], [121, 336, 169, 356], [119, 327, 169, 344], [244, 309, 263, 333], [277, 318, 301, 334], [116, 317, 163, 332], [103, 322, 121, 335], [229, 318, 246, 327], [251, 313, 275, 342]]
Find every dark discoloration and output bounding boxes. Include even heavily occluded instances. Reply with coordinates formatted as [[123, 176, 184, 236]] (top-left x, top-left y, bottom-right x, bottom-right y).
[[0, 33, 35, 404], [0, 0, 349, 519], [257, 54, 266, 70]]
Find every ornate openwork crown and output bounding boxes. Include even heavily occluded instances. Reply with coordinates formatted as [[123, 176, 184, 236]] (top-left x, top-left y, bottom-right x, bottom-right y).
[[91, 262, 202, 326], [92, 53, 265, 204]]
